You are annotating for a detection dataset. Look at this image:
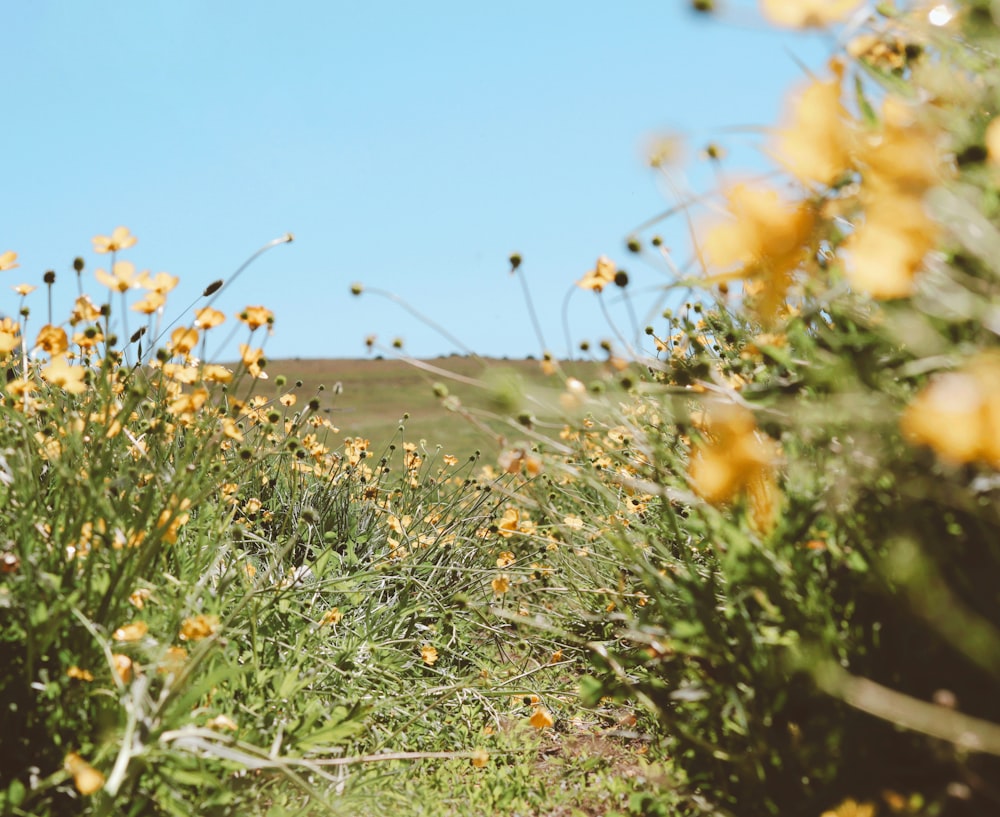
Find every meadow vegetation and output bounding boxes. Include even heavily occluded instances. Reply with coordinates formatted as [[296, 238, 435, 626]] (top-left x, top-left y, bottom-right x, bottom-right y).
[[4, 1, 1000, 816]]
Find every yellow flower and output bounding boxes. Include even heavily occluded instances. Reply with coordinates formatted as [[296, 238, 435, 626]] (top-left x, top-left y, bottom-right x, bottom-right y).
[[64, 752, 104, 795], [774, 62, 855, 185], [576, 256, 617, 292], [41, 356, 88, 394], [95, 260, 141, 293], [0, 251, 19, 271], [70, 295, 102, 325], [179, 614, 220, 641], [169, 326, 200, 357], [496, 551, 516, 568], [137, 270, 179, 294], [113, 621, 149, 642], [491, 574, 511, 595], [760, 0, 862, 28], [35, 324, 69, 356], [987, 117, 1000, 166], [529, 706, 554, 729], [320, 608, 343, 626], [688, 402, 781, 532], [420, 644, 439, 665], [131, 291, 166, 314], [202, 364, 233, 383], [194, 307, 226, 329], [158, 646, 188, 674], [112, 653, 134, 683], [66, 666, 95, 682], [0, 319, 20, 357], [901, 354, 1000, 468], [157, 497, 192, 544], [239, 305, 274, 331], [239, 344, 267, 379], [703, 184, 815, 322], [12, 283, 35, 296], [129, 588, 152, 609], [92, 226, 137, 254], [167, 387, 209, 420], [470, 749, 490, 768]]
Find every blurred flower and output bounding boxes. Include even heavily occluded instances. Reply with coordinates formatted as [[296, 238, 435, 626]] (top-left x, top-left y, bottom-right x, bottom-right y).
[[113, 621, 149, 642], [470, 749, 490, 768], [66, 666, 94, 682], [96, 260, 141, 293], [0, 251, 19, 271], [239, 344, 267, 379], [169, 326, 199, 357], [320, 608, 343, 626], [576, 256, 617, 292], [760, 0, 862, 28], [41, 356, 88, 394], [92, 226, 137, 254], [688, 402, 781, 532], [775, 61, 855, 185], [703, 183, 815, 322], [35, 325, 69, 356], [70, 295, 101, 325], [131, 291, 166, 315], [491, 574, 511, 595], [901, 354, 1000, 467], [64, 752, 104, 795], [12, 283, 35, 296], [420, 644, 439, 665], [239, 305, 274, 331], [112, 653, 134, 683], [137, 270, 179, 294], [529, 706, 554, 729], [194, 307, 226, 329], [179, 614, 220, 641], [496, 551, 516, 568]]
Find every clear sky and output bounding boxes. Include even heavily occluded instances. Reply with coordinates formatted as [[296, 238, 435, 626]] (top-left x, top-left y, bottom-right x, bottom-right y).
[[4, 2, 835, 361]]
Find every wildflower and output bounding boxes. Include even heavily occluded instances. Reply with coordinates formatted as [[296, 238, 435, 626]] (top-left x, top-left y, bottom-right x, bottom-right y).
[[470, 749, 490, 768], [194, 306, 226, 329], [128, 588, 152, 609], [279, 392, 297, 407], [137, 270, 179, 294], [92, 226, 137, 253], [760, 0, 862, 28], [442, 454, 459, 466], [36, 325, 69, 356], [131, 291, 166, 314], [491, 574, 511, 595], [702, 183, 815, 322], [239, 305, 274, 331], [900, 354, 1000, 467], [169, 326, 199, 357], [12, 283, 35, 296], [775, 62, 855, 185], [112, 653, 134, 683], [66, 666, 95, 682], [70, 295, 102, 325], [529, 706, 554, 729], [688, 401, 781, 533], [41, 356, 88, 394], [95, 260, 142, 293], [0, 319, 20, 357], [496, 551, 516, 568], [239, 344, 267, 379], [157, 498, 192, 544], [202, 364, 233, 383], [497, 446, 542, 476], [987, 117, 1000, 166], [179, 614, 220, 641], [168, 387, 209, 420], [576, 256, 617, 292], [64, 752, 104, 795], [0, 251, 19, 271], [319, 608, 343, 626], [420, 644, 439, 665], [113, 621, 149, 642], [158, 646, 188, 674]]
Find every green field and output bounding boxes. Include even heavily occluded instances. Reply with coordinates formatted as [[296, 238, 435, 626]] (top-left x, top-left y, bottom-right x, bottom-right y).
[[264, 355, 603, 460]]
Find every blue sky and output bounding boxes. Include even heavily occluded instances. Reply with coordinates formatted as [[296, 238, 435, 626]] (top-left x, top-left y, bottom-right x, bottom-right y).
[[4, 2, 835, 361]]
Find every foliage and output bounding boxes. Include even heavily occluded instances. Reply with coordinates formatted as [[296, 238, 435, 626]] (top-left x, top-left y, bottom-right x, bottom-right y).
[[482, 1, 1000, 814]]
